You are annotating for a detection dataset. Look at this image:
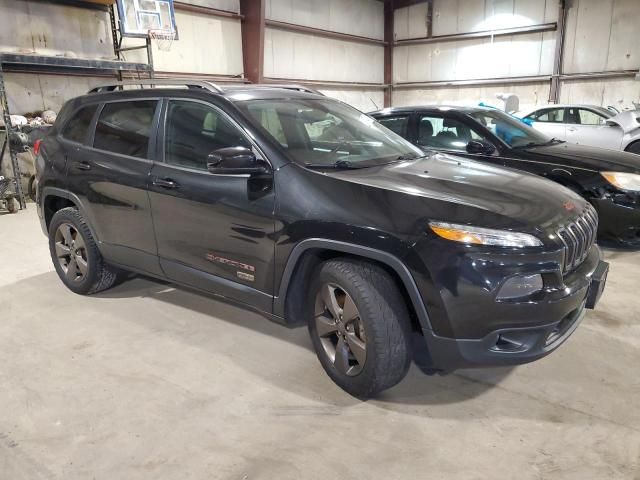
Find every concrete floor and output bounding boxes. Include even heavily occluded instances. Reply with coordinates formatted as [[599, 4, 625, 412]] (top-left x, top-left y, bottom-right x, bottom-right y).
[[1, 207, 639, 480]]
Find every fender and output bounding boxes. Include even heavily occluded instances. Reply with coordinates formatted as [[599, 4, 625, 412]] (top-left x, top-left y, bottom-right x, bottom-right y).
[[273, 238, 433, 332], [40, 186, 100, 244]]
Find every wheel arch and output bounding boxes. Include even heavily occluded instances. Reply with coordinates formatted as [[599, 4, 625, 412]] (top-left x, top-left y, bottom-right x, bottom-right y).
[[274, 239, 433, 335], [545, 169, 586, 196], [42, 187, 99, 242], [623, 139, 640, 154]]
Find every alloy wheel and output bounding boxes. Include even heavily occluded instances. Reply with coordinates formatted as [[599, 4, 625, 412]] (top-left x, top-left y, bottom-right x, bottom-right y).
[[314, 283, 367, 376], [54, 223, 88, 283]]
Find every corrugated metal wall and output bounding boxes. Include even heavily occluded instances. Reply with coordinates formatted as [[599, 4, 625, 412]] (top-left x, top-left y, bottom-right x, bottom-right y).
[[0, 0, 243, 113], [0, 0, 638, 114], [264, 0, 385, 111], [393, 0, 640, 111]]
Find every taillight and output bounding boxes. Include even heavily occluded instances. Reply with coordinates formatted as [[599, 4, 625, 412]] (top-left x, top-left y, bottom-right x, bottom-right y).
[[33, 139, 42, 155]]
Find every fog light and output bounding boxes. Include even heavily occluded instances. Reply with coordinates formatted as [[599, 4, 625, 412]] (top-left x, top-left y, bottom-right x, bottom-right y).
[[497, 274, 543, 300]]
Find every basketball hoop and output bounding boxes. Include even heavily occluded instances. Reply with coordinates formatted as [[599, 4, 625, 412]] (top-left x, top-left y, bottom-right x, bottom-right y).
[[148, 29, 176, 52]]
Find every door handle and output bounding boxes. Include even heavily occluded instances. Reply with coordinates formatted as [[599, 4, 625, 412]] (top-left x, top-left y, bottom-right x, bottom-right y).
[[567, 127, 577, 132], [152, 178, 179, 189], [73, 161, 91, 170]]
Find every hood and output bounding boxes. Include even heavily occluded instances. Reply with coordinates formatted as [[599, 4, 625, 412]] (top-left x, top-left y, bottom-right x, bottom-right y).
[[520, 142, 640, 172], [326, 153, 585, 234], [608, 110, 640, 134]]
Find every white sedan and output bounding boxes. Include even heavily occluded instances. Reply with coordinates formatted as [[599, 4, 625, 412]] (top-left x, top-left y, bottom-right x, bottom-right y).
[[521, 104, 640, 154]]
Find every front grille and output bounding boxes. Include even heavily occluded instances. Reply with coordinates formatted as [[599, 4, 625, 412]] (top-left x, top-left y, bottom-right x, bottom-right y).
[[557, 204, 598, 273]]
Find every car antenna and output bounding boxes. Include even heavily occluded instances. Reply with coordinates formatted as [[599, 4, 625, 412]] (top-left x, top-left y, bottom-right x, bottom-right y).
[[369, 97, 379, 111]]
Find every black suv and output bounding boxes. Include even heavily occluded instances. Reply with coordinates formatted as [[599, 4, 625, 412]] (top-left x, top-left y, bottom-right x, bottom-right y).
[[36, 80, 608, 397]]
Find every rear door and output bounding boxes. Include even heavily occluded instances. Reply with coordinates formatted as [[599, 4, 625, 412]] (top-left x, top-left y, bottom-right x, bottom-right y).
[[148, 98, 276, 312], [66, 98, 162, 276]]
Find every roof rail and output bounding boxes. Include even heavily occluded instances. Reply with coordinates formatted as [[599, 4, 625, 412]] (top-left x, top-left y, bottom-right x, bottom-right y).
[[260, 84, 324, 96], [88, 79, 224, 94]]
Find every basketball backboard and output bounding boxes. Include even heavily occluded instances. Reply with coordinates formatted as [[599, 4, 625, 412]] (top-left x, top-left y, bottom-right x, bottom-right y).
[[116, 0, 178, 38]]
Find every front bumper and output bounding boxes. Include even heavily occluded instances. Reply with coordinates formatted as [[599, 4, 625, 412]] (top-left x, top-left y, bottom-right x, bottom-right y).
[[407, 240, 607, 373], [592, 195, 640, 246]]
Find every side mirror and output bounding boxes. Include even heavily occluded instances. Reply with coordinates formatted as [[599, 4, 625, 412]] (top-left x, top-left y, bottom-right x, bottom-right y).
[[207, 147, 269, 175], [466, 140, 496, 155]]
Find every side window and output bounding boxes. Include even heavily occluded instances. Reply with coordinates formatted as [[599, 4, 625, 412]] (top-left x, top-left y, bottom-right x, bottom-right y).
[[165, 100, 251, 170], [93, 100, 157, 158], [377, 115, 409, 138], [417, 115, 479, 151], [533, 108, 565, 123], [578, 109, 606, 125], [61, 105, 98, 143]]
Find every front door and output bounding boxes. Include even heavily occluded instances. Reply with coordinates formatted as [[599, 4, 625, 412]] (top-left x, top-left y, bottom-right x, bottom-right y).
[[148, 99, 276, 312], [527, 107, 567, 141], [565, 108, 623, 149]]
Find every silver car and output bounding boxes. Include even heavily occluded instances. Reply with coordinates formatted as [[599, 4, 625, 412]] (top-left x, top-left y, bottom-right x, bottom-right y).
[[521, 104, 640, 154]]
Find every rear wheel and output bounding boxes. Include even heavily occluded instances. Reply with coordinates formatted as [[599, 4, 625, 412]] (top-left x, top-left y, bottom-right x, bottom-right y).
[[49, 207, 119, 295], [308, 259, 412, 398]]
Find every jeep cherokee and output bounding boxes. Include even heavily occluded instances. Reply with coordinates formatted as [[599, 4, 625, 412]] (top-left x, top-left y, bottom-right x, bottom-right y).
[[36, 80, 608, 397]]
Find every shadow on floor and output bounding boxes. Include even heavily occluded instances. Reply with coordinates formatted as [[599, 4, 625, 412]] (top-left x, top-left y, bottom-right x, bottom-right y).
[[92, 273, 516, 404]]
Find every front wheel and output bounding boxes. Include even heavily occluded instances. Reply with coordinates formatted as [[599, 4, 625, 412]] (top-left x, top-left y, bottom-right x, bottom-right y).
[[308, 259, 412, 398]]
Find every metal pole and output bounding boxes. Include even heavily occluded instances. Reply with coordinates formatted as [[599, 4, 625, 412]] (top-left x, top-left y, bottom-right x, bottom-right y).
[[549, 0, 567, 103], [0, 61, 27, 209]]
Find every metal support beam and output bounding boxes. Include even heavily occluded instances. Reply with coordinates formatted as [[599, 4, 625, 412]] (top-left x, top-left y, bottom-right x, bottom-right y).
[[549, 0, 567, 103], [383, 1, 394, 107], [173, 1, 243, 20], [263, 77, 387, 90], [394, 75, 551, 89], [240, 0, 265, 84], [395, 22, 557, 46], [265, 20, 385, 46]]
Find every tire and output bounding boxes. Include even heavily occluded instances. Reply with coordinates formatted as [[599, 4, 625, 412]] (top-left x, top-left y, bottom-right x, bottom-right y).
[[625, 141, 640, 155], [28, 176, 37, 202], [308, 259, 412, 398], [48, 207, 119, 295], [6, 197, 18, 214]]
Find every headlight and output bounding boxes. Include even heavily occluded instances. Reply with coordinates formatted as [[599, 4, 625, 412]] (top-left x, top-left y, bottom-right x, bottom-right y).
[[429, 222, 543, 247], [600, 172, 640, 191]]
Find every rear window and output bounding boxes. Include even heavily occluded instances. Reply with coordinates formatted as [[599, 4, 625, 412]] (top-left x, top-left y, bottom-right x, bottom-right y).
[[93, 100, 157, 158], [61, 105, 98, 143]]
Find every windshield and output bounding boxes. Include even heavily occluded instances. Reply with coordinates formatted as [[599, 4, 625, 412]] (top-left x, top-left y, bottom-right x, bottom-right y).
[[237, 98, 423, 167], [468, 109, 552, 148]]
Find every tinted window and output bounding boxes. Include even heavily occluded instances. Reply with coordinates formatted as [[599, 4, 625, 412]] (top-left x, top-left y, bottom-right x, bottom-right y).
[[165, 100, 250, 170], [532, 108, 565, 123], [578, 109, 606, 125], [377, 116, 409, 138], [417, 115, 483, 151], [93, 101, 157, 158], [62, 105, 97, 143]]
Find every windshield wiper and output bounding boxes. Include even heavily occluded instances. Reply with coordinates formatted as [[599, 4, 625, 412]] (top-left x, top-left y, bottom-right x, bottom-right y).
[[395, 153, 428, 161], [514, 137, 565, 149], [304, 159, 364, 169]]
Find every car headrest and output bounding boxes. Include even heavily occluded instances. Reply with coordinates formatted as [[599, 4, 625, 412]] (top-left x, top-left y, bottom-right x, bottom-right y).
[[419, 119, 433, 138]]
